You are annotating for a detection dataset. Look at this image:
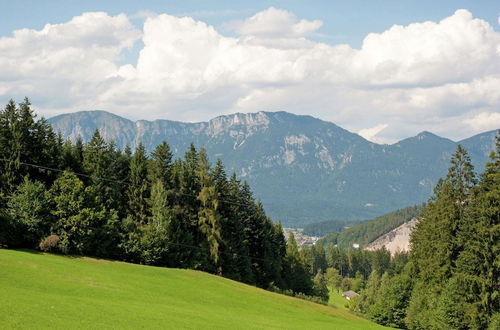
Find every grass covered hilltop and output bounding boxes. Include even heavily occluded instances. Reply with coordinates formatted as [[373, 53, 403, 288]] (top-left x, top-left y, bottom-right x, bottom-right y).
[[0, 249, 389, 329]]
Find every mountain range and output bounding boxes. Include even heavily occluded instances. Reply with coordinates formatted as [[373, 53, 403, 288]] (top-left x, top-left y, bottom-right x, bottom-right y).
[[47, 110, 498, 226]]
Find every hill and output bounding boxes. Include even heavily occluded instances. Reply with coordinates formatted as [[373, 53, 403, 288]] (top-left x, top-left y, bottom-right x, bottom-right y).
[[317, 205, 423, 249], [303, 219, 361, 237], [0, 249, 389, 329], [48, 110, 498, 226]]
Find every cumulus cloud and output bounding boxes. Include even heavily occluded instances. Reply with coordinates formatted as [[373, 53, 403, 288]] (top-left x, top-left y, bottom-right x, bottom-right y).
[[0, 12, 140, 110], [0, 8, 499, 141], [227, 7, 323, 38], [463, 112, 500, 131]]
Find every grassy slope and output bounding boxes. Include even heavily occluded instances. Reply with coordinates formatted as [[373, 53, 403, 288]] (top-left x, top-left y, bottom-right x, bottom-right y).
[[0, 249, 389, 329]]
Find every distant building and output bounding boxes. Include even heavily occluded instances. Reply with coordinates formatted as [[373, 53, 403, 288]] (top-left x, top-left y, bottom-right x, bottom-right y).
[[352, 243, 360, 249], [342, 291, 359, 300]]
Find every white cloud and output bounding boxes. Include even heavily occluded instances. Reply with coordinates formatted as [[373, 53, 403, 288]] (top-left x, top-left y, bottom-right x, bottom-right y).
[[463, 112, 500, 131], [0, 8, 499, 142], [358, 124, 389, 143], [0, 12, 140, 109], [350, 9, 500, 87], [227, 7, 322, 38]]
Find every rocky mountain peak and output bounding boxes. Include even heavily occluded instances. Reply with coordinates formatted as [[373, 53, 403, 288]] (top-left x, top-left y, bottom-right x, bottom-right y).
[[47, 110, 498, 226]]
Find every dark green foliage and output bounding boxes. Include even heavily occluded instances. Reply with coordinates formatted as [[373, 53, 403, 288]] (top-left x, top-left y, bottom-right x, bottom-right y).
[[325, 267, 342, 289], [148, 141, 173, 188], [313, 272, 329, 302], [0, 98, 60, 193], [197, 148, 222, 268], [0, 209, 19, 247], [283, 233, 314, 296], [49, 171, 120, 256], [452, 134, 500, 329], [319, 205, 423, 249], [369, 272, 413, 328], [351, 137, 499, 329], [0, 99, 327, 301], [127, 143, 150, 224], [7, 177, 51, 246], [83, 130, 125, 213], [303, 219, 357, 236]]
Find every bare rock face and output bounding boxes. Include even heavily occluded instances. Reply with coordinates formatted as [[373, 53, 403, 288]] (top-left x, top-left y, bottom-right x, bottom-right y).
[[365, 218, 419, 255]]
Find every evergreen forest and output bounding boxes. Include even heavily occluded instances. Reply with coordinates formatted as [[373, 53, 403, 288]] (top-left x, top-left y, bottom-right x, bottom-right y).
[[305, 137, 500, 329], [0, 99, 325, 302]]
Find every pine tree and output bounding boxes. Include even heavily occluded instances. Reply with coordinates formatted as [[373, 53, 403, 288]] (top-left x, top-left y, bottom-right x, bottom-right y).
[[139, 180, 172, 265], [83, 130, 116, 208], [454, 132, 500, 329], [196, 148, 222, 269], [213, 159, 253, 282], [148, 141, 173, 188], [369, 271, 412, 328], [127, 143, 150, 224], [313, 272, 329, 302], [284, 233, 314, 295], [0, 98, 60, 192], [408, 145, 478, 328]]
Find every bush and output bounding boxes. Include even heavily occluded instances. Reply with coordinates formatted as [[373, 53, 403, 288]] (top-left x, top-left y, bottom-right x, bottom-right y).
[[269, 286, 328, 305], [488, 313, 500, 330], [39, 235, 60, 252]]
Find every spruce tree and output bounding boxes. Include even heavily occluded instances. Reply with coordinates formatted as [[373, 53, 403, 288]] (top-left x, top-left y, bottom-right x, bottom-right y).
[[196, 148, 222, 269], [83, 130, 116, 209], [213, 159, 252, 282], [284, 233, 314, 295], [408, 145, 478, 328], [454, 132, 500, 329], [139, 180, 172, 265], [127, 143, 150, 224], [148, 141, 173, 187]]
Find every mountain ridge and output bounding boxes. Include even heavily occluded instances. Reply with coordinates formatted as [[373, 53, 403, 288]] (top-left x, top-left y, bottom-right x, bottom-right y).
[[47, 109, 491, 146], [48, 110, 498, 226]]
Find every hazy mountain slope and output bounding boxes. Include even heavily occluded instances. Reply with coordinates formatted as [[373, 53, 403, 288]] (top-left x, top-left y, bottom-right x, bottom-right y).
[[48, 111, 498, 226], [459, 130, 499, 170]]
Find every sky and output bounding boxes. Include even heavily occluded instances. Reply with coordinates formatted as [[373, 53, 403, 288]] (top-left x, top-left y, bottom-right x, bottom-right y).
[[1, 0, 499, 143]]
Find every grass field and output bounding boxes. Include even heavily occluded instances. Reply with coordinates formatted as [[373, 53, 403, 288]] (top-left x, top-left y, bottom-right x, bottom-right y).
[[0, 249, 390, 329]]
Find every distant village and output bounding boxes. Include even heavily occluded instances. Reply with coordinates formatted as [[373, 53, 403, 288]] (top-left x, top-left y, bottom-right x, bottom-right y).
[[283, 228, 321, 246]]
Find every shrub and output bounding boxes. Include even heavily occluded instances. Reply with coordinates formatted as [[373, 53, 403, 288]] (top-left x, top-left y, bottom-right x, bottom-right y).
[[39, 235, 60, 252]]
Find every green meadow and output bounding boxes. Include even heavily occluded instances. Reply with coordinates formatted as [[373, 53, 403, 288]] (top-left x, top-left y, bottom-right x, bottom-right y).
[[0, 249, 389, 329]]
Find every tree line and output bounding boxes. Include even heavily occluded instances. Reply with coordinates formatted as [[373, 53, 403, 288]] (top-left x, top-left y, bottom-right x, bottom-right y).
[[0, 98, 326, 302], [309, 140, 499, 329]]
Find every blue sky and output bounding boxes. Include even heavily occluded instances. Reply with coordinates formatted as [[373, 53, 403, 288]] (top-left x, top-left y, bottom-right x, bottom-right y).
[[0, 0, 499, 142], [3, 0, 499, 47]]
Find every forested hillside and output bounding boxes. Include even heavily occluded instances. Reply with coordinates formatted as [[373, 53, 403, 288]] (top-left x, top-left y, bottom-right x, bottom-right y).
[[308, 138, 499, 329], [0, 99, 324, 302], [303, 219, 358, 236], [317, 205, 423, 249]]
